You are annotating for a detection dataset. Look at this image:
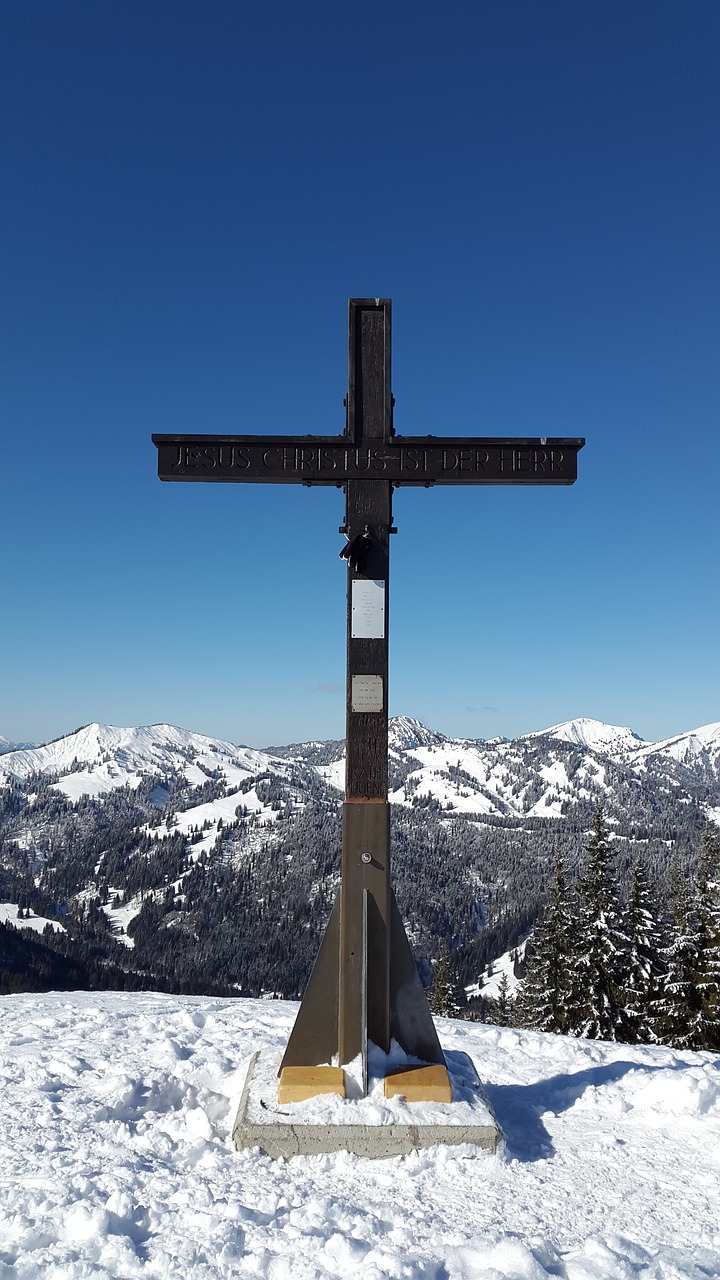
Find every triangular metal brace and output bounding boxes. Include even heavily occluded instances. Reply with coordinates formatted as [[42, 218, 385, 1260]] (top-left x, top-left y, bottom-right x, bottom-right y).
[[280, 887, 444, 1080]]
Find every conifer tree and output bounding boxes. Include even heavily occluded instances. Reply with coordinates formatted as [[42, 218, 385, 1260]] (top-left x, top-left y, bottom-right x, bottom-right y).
[[655, 858, 701, 1049], [516, 853, 575, 1033], [656, 830, 720, 1052], [568, 806, 628, 1040], [695, 823, 720, 1050], [488, 971, 513, 1026], [428, 945, 465, 1016], [620, 862, 666, 1044]]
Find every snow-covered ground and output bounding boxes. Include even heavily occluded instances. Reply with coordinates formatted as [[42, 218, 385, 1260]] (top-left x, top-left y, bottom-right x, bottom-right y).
[[467, 942, 526, 1002], [0, 992, 718, 1278], [0, 903, 64, 934]]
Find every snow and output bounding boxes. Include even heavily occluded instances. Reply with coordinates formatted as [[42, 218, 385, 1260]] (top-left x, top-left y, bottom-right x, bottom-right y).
[[3, 717, 720, 833], [388, 717, 451, 752], [0, 723, 284, 801], [316, 759, 345, 792], [0, 902, 65, 934], [527, 790, 565, 818], [0, 736, 34, 754], [631, 722, 720, 767], [525, 719, 647, 755], [0, 991, 718, 1279], [101, 897, 138, 947], [54, 766, 145, 803], [245, 1041, 493, 1129], [153, 789, 279, 840], [468, 942, 527, 1002]]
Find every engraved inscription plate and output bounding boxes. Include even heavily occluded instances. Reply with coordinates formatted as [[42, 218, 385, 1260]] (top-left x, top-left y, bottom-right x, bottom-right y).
[[154, 436, 583, 486], [351, 675, 384, 713], [351, 580, 385, 639]]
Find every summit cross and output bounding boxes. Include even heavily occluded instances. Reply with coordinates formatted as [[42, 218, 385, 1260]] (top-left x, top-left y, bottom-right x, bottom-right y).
[[153, 298, 584, 1096]]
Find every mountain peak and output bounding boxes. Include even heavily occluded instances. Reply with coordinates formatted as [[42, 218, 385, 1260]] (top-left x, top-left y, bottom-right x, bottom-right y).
[[524, 717, 648, 755], [388, 717, 448, 752]]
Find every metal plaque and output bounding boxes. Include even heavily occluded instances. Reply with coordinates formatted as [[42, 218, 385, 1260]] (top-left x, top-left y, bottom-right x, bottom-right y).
[[351, 580, 385, 638], [351, 675, 384, 713]]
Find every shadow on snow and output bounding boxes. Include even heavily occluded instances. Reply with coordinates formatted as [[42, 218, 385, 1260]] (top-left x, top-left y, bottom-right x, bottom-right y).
[[480, 1059, 663, 1163]]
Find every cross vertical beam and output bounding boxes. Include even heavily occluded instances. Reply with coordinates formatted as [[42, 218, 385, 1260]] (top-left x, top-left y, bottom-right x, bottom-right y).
[[340, 301, 393, 1063], [278, 300, 444, 1083]]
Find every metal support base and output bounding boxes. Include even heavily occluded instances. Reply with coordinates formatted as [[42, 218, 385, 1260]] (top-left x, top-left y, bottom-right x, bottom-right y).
[[280, 883, 444, 1084]]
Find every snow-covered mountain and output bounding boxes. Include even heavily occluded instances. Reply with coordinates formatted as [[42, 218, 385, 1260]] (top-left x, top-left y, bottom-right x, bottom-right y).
[[388, 715, 453, 753], [0, 722, 279, 794], [630, 721, 720, 768], [381, 715, 720, 819], [527, 717, 720, 779], [0, 723, 304, 855], [524, 716, 647, 756], [1, 714, 718, 1002], [2, 714, 719, 823]]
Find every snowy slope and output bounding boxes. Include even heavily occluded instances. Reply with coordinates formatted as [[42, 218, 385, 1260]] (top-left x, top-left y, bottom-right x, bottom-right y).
[[0, 903, 64, 934], [0, 991, 718, 1280], [467, 940, 527, 1002], [384, 728, 610, 819], [525, 717, 647, 756], [0, 722, 280, 796], [630, 721, 720, 768], [388, 716, 453, 752], [526, 717, 720, 779]]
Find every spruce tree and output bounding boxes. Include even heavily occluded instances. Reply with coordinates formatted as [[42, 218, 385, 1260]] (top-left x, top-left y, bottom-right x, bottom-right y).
[[657, 830, 720, 1052], [695, 823, 720, 1050], [655, 858, 702, 1049], [428, 945, 465, 1017], [620, 862, 666, 1044], [568, 806, 628, 1041], [488, 971, 513, 1026], [516, 853, 575, 1034]]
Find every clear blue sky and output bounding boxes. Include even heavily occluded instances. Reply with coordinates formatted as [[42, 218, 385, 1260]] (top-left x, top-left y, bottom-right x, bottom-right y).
[[1, 0, 718, 749]]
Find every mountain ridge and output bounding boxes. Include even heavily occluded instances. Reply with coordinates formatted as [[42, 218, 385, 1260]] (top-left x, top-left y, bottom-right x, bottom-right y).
[[3, 713, 720, 781], [2, 716, 720, 827], [1, 712, 717, 1001]]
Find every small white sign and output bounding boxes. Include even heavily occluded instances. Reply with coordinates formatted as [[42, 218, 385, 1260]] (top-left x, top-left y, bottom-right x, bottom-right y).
[[351, 580, 385, 639], [351, 675, 384, 713]]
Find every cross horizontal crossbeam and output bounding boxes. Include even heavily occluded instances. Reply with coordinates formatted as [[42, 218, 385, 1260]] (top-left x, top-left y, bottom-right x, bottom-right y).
[[153, 435, 583, 485]]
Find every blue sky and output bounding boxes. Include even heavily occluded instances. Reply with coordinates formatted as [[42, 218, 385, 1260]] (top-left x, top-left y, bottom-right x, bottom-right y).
[[1, 0, 718, 749]]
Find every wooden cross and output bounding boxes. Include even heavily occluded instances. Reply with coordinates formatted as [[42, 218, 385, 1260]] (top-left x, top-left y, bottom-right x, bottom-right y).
[[153, 299, 584, 1096]]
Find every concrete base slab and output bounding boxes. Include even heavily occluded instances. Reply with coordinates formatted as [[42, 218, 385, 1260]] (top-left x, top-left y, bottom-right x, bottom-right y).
[[233, 1049, 501, 1159]]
